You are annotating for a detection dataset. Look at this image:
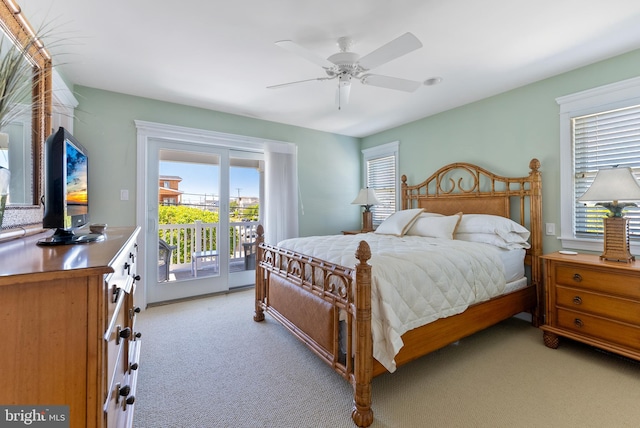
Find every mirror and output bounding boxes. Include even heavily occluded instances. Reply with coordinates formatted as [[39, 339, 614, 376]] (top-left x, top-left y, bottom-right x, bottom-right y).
[[0, 1, 52, 238]]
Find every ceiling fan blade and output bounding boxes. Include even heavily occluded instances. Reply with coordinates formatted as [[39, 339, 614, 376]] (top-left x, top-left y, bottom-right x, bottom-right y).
[[267, 76, 333, 89], [360, 74, 422, 92], [275, 40, 335, 69], [358, 32, 422, 70]]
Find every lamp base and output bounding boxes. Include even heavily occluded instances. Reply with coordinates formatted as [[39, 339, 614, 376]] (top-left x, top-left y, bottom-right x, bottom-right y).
[[362, 211, 374, 232], [601, 217, 635, 263]]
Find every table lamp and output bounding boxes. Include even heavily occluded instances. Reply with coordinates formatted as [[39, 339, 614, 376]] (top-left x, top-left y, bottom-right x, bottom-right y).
[[351, 188, 380, 232], [578, 166, 640, 262]]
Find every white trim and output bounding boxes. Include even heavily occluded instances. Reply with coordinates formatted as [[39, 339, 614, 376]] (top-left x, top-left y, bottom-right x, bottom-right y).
[[134, 120, 294, 153], [362, 140, 399, 159], [557, 75, 640, 253]]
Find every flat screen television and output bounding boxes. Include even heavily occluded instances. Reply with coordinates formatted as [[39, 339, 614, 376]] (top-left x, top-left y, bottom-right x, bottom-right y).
[[37, 127, 103, 245]]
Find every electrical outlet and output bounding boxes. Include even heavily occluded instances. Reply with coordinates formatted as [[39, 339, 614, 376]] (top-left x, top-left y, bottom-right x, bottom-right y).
[[545, 223, 555, 236], [120, 189, 129, 201]]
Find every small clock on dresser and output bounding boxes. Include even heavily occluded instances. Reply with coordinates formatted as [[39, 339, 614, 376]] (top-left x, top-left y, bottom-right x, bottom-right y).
[[540, 251, 640, 361]]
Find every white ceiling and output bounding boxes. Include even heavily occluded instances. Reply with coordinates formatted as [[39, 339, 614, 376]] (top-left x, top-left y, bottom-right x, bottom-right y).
[[18, 0, 640, 138]]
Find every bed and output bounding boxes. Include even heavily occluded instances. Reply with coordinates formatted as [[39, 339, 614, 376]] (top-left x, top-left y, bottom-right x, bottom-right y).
[[253, 159, 542, 427]]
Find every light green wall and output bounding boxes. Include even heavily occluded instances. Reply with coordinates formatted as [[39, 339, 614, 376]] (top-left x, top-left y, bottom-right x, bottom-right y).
[[72, 86, 361, 236], [362, 48, 640, 253]]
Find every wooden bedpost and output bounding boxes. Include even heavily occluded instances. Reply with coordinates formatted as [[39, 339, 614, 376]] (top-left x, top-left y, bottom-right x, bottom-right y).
[[351, 240, 373, 428], [401, 175, 409, 210], [528, 158, 544, 327], [253, 224, 265, 322]]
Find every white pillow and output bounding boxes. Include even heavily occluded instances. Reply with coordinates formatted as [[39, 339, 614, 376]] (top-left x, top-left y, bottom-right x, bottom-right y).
[[406, 212, 462, 239], [456, 214, 530, 240], [374, 208, 424, 236], [456, 232, 531, 250]]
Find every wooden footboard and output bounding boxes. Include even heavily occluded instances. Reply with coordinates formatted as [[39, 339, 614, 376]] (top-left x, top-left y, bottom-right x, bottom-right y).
[[253, 225, 374, 427]]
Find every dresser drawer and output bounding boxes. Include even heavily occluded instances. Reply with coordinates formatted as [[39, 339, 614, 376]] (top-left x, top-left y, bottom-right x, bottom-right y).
[[555, 264, 640, 300], [557, 309, 640, 350], [556, 285, 640, 325]]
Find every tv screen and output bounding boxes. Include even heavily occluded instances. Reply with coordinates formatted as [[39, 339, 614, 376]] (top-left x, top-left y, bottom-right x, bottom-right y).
[[65, 140, 88, 223], [38, 127, 103, 245]]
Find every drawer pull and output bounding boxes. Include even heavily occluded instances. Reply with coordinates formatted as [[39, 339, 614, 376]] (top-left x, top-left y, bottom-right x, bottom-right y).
[[134, 331, 142, 340], [574, 318, 584, 328], [130, 362, 139, 371], [112, 285, 120, 304], [124, 262, 131, 275], [126, 395, 135, 405], [572, 296, 582, 305], [130, 306, 141, 320], [118, 385, 131, 397], [117, 326, 131, 344], [572, 273, 582, 283]]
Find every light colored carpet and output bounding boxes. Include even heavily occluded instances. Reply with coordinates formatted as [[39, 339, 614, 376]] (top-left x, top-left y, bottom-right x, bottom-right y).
[[133, 289, 640, 428]]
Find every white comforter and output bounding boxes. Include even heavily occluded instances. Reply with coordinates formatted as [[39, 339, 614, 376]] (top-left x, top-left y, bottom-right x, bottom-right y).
[[277, 233, 507, 372]]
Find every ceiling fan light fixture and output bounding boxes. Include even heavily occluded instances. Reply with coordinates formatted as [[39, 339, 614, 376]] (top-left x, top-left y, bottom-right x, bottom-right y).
[[424, 77, 443, 86]]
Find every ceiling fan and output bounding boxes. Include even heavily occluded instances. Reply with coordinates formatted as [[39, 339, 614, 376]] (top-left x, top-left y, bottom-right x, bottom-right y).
[[268, 32, 424, 109]]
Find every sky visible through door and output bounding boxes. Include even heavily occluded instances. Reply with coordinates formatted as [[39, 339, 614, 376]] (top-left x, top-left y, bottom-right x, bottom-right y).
[[160, 161, 259, 205]]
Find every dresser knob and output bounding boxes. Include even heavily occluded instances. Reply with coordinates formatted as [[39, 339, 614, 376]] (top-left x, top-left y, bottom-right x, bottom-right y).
[[573, 296, 582, 305], [134, 331, 142, 339], [118, 385, 131, 397], [572, 273, 582, 282], [574, 318, 584, 328], [133, 275, 141, 282], [117, 326, 131, 344], [130, 362, 139, 371], [126, 395, 135, 405]]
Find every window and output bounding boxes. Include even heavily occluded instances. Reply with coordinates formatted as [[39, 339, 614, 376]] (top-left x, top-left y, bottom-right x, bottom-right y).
[[557, 76, 640, 252], [362, 141, 399, 225]]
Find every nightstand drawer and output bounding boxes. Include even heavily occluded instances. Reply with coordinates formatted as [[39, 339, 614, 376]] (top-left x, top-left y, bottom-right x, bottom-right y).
[[557, 309, 640, 350], [556, 285, 640, 325], [555, 264, 640, 300]]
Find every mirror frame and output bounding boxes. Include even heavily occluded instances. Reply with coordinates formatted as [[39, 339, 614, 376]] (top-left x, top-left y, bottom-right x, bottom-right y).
[[0, 0, 52, 239]]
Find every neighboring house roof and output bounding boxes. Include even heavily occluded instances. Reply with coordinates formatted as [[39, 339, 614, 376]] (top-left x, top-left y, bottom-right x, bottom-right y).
[[159, 175, 182, 182], [160, 188, 183, 195]]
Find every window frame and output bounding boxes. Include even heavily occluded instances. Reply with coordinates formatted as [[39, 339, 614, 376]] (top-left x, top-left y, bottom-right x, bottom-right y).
[[558, 75, 640, 252], [362, 141, 399, 226]]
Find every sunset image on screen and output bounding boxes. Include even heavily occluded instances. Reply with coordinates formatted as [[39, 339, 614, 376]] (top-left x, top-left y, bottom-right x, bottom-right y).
[[66, 141, 88, 215]]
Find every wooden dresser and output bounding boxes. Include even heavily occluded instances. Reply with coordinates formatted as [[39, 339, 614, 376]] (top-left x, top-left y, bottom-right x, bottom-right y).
[[541, 252, 640, 361], [0, 226, 141, 428]]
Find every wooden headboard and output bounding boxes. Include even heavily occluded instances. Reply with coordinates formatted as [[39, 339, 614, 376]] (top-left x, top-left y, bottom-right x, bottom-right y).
[[401, 158, 542, 317]]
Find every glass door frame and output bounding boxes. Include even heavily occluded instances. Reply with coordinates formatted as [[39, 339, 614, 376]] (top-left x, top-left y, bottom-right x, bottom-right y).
[[135, 120, 283, 309], [145, 139, 229, 304]]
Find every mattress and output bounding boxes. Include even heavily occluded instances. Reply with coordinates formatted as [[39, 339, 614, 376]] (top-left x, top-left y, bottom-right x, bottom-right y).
[[277, 233, 526, 372]]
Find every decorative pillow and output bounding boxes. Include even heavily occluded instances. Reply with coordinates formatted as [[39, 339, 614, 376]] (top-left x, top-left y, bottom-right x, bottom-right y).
[[456, 232, 531, 250], [374, 208, 424, 236], [406, 212, 462, 239], [456, 214, 530, 240]]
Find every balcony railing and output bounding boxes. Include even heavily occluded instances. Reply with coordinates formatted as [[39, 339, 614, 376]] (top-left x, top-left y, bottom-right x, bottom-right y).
[[158, 220, 259, 279]]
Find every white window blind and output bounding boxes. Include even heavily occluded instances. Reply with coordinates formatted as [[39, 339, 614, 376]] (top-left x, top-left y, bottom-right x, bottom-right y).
[[366, 154, 396, 224], [362, 142, 399, 226], [573, 104, 640, 238]]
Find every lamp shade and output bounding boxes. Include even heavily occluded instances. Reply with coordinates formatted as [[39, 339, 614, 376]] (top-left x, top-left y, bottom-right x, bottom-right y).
[[351, 188, 380, 207], [578, 167, 640, 203]]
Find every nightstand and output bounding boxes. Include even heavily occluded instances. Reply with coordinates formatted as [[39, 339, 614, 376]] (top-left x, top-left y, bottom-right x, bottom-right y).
[[541, 252, 640, 361]]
